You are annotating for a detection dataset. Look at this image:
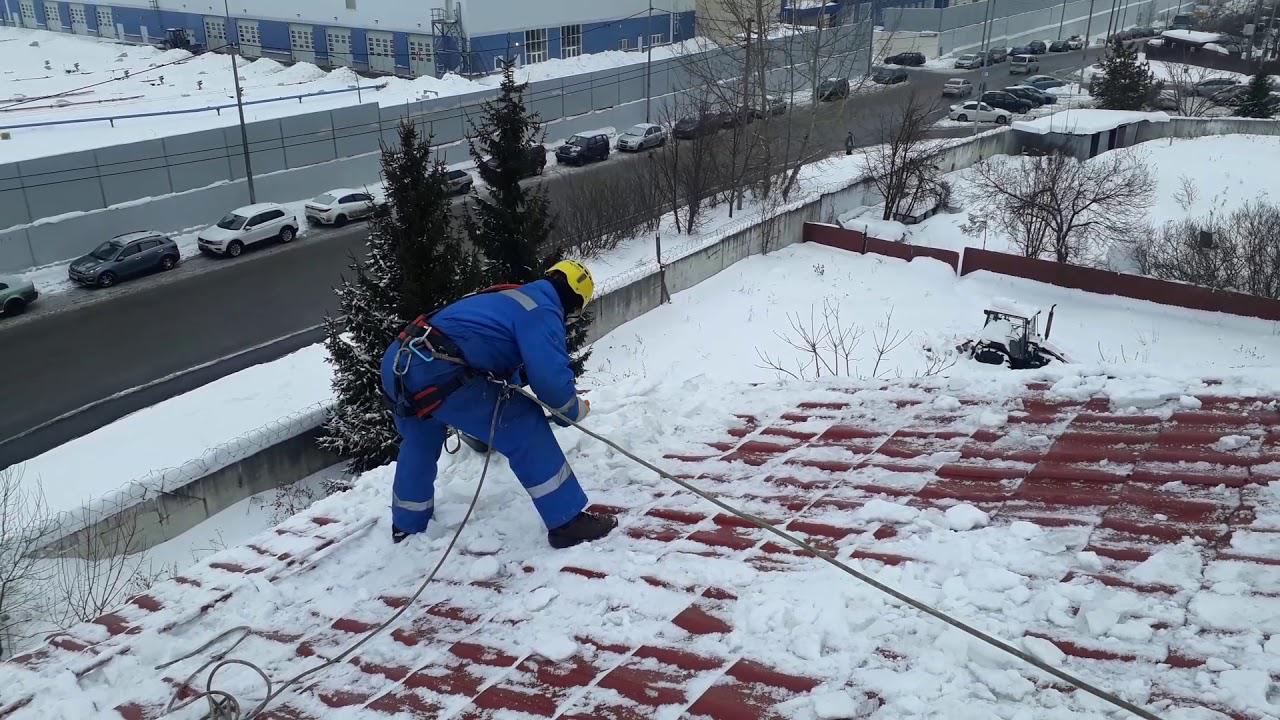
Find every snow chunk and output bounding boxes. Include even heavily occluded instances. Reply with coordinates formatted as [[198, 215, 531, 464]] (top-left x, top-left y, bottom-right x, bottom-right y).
[[1126, 541, 1203, 590], [466, 535, 502, 555], [934, 395, 961, 411], [1022, 636, 1067, 666], [525, 587, 559, 612], [1009, 521, 1041, 540], [531, 633, 577, 662], [468, 556, 501, 582], [944, 503, 990, 531], [978, 409, 1008, 428], [1265, 635, 1280, 655], [853, 499, 920, 523], [1179, 395, 1203, 409], [1214, 434, 1252, 452], [812, 690, 869, 719]]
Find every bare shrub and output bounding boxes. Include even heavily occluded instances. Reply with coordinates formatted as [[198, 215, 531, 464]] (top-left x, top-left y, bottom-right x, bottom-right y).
[[869, 308, 912, 379], [966, 150, 1154, 264], [549, 168, 662, 257], [50, 507, 149, 626], [1173, 174, 1199, 213], [0, 468, 55, 659], [757, 302, 922, 380], [1134, 198, 1280, 298], [1156, 62, 1222, 117]]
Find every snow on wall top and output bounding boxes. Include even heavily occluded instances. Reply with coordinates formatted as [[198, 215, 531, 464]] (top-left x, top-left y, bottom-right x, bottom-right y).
[[1161, 29, 1226, 44], [5, 371, 1280, 720], [1012, 109, 1171, 135]]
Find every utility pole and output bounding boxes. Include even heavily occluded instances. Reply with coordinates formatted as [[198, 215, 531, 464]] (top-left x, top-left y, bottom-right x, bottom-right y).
[[973, 0, 995, 137], [1078, 0, 1098, 96], [866, 0, 876, 77], [645, 0, 654, 122], [225, 0, 255, 204], [1058, 0, 1069, 40]]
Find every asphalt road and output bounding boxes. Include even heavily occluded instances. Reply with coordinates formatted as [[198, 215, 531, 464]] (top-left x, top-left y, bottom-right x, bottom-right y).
[[0, 46, 1101, 470]]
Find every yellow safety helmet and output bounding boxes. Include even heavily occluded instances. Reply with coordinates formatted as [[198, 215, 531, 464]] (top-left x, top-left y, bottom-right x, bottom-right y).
[[547, 259, 594, 309]]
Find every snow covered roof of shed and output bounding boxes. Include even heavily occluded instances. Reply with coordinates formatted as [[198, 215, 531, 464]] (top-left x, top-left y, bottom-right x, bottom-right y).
[[1161, 29, 1225, 44], [4, 374, 1280, 719], [1012, 109, 1171, 135]]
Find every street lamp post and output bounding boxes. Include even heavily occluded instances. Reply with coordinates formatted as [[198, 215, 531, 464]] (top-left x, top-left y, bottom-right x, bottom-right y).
[[1077, 0, 1098, 96], [645, 0, 654, 122], [973, 0, 996, 137], [224, 0, 255, 204]]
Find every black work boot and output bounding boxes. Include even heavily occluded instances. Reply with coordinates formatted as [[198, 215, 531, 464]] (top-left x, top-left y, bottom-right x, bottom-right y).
[[392, 525, 411, 544], [548, 512, 618, 549]]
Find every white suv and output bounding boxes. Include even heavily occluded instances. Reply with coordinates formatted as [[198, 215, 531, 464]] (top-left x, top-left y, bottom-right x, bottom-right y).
[[198, 203, 299, 258], [304, 188, 379, 226]]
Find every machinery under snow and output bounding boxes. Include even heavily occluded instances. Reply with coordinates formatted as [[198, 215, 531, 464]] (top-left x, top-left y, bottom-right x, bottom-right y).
[[957, 299, 1069, 369]]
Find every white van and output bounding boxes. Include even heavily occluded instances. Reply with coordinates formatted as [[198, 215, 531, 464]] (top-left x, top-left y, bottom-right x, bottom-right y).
[[1010, 54, 1040, 75]]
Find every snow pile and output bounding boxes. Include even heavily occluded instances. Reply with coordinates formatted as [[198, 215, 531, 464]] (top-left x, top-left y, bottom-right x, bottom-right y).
[[1161, 29, 1224, 44], [1012, 109, 1170, 135]]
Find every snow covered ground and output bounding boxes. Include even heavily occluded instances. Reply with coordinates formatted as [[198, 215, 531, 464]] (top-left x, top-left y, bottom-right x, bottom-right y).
[[6, 241, 1280, 718], [856, 133, 1280, 262], [0, 26, 697, 162]]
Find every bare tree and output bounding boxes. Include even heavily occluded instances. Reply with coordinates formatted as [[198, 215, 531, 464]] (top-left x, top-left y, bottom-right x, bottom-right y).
[[869, 307, 911, 379], [649, 97, 721, 234], [1156, 62, 1222, 116], [756, 298, 865, 380], [548, 167, 662, 257], [966, 150, 1154, 264], [863, 92, 946, 222], [50, 507, 149, 627], [0, 468, 56, 659], [1134, 198, 1280, 298]]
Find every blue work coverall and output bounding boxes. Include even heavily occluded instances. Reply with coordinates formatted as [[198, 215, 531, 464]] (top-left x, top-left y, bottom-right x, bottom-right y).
[[379, 280, 590, 534]]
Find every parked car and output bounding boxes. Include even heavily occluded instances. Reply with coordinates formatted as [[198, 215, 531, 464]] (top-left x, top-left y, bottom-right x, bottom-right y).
[[480, 144, 547, 178], [0, 275, 37, 316], [1009, 54, 1040, 75], [1023, 74, 1067, 90], [1170, 13, 1194, 30], [1194, 77, 1240, 97], [981, 90, 1032, 114], [555, 130, 610, 166], [1152, 87, 1181, 110], [673, 112, 726, 138], [617, 123, 667, 151], [816, 77, 851, 100], [986, 47, 1009, 63], [942, 78, 975, 97], [954, 53, 986, 69], [1066, 35, 1085, 49], [197, 203, 298, 258], [304, 188, 379, 226], [69, 231, 180, 287], [948, 101, 1012, 124], [1027, 40, 1048, 54], [1003, 85, 1052, 106], [444, 169, 474, 195], [871, 65, 909, 84], [753, 94, 789, 118], [1011, 84, 1057, 104], [1048, 39, 1071, 52], [1010, 44, 1035, 56], [885, 51, 926, 66]]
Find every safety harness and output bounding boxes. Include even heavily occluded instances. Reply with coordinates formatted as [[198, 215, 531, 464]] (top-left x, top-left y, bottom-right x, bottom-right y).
[[386, 284, 522, 419]]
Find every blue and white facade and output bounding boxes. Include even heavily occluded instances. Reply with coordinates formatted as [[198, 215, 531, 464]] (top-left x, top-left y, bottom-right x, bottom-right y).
[[0, 0, 697, 77]]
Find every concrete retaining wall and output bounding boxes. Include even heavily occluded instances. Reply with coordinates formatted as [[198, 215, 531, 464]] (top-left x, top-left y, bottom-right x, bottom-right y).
[[1134, 116, 1280, 143]]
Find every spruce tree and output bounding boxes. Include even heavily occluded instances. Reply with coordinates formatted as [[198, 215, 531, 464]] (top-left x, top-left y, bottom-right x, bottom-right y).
[[321, 120, 482, 474], [1093, 42, 1156, 111], [1237, 70, 1278, 119], [467, 60, 591, 374]]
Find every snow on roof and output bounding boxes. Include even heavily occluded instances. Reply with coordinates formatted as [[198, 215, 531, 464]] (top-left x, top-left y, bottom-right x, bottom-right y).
[[5, 372, 1280, 719], [1161, 29, 1224, 44], [1012, 109, 1171, 135], [986, 296, 1041, 318]]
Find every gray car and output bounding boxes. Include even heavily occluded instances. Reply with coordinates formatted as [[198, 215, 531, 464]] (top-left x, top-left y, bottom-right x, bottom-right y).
[[69, 231, 180, 288], [0, 274, 38, 317]]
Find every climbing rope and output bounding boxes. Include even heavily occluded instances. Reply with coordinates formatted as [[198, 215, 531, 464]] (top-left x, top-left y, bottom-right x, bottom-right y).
[[156, 390, 509, 719], [160, 376, 1165, 720]]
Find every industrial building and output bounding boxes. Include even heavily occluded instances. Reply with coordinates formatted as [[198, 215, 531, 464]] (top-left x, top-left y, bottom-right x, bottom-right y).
[[0, 0, 697, 76]]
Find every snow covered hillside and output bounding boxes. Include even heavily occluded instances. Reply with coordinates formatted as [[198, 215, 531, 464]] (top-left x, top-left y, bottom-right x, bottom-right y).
[[6, 241, 1280, 719], [870, 133, 1280, 263]]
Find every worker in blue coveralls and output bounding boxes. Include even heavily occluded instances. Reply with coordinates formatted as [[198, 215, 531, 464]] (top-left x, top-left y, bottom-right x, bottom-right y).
[[379, 260, 617, 549]]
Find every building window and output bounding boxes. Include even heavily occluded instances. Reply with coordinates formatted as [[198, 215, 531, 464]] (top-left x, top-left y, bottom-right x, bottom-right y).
[[290, 27, 314, 52], [561, 24, 581, 58], [619, 38, 629, 51], [524, 28, 547, 64], [237, 20, 261, 48], [651, 33, 663, 46]]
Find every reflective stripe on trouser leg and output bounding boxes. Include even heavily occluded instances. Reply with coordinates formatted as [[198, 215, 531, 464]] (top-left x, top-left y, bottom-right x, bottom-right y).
[[389, 413, 447, 533], [435, 383, 587, 530]]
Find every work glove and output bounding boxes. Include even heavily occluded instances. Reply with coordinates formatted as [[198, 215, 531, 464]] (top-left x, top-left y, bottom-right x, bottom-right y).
[[552, 397, 589, 427]]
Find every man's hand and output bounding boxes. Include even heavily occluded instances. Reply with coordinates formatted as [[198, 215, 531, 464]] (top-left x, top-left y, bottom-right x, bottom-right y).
[[578, 398, 591, 421], [551, 397, 589, 427]]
